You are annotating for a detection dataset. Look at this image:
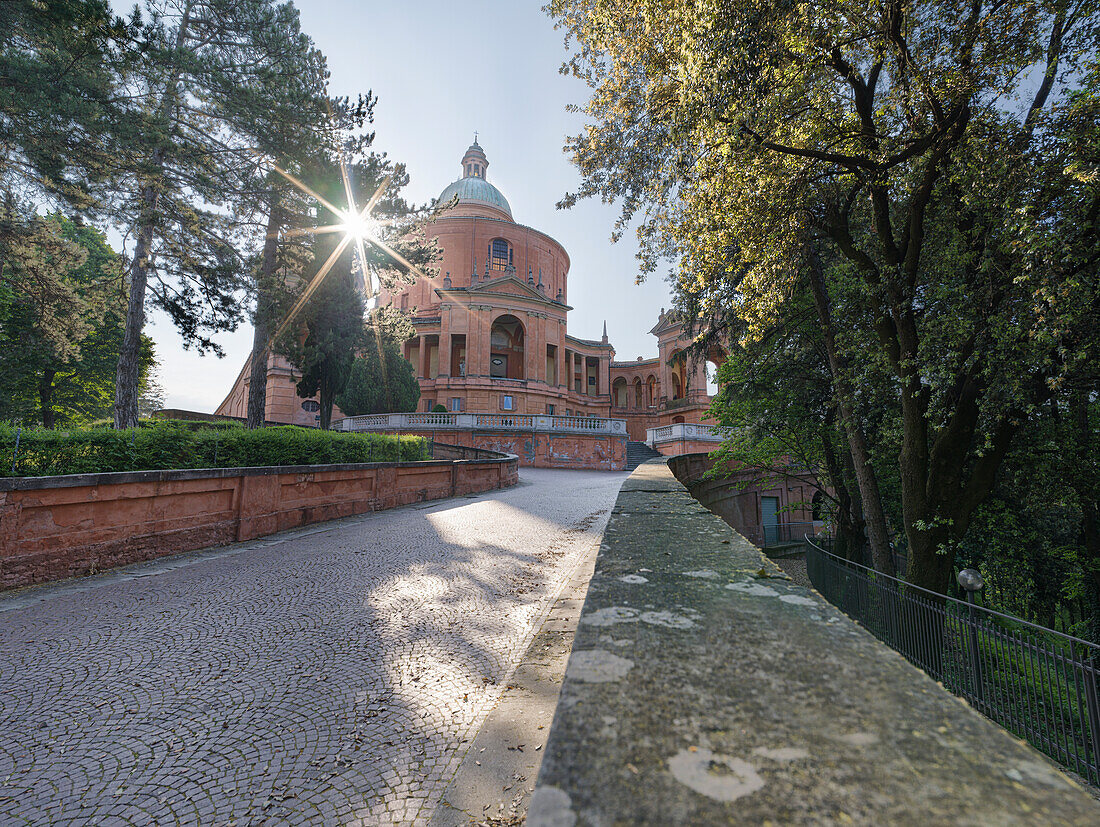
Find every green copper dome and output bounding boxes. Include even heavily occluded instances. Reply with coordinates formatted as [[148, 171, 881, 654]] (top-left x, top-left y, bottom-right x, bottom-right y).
[[437, 175, 513, 219], [437, 139, 513, 219]]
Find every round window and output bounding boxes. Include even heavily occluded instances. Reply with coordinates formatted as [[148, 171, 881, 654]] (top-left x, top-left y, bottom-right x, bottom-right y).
[[301, 400, 320, 412]]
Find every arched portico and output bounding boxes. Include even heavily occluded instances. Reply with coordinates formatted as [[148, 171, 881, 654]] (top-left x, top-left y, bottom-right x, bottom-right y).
[[670, 350, 686, 400], [490, 314, 526, 380], [613, 377, 628, 408]]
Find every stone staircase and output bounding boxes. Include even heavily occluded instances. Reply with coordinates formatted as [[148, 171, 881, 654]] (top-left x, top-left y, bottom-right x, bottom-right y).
[[625, 441, 663, 471]]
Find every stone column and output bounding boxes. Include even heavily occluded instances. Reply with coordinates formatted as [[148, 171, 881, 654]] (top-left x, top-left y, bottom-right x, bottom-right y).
[[557, 324, 567, 388], [420, 336, 430, 379], [438, 307, 451, 377], [527, 311, 541, 383]]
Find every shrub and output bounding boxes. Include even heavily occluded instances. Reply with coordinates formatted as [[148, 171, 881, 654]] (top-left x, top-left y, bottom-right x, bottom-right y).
[[0, 421, 430, 477]]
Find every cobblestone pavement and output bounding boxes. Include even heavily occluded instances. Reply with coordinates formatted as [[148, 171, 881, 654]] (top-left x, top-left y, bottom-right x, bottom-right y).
[[771, 552, 811, 589], [0, 468, 626, 826]]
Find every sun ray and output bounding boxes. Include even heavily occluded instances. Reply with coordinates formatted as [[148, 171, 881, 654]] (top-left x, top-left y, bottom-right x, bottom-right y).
[[270, 232, 353, 344], [365, 234, 430, 282], [264, 151, 420, 349], [271, 163, 346, 220], [282, 224, 347, 239], [362, 174, 394, 218]]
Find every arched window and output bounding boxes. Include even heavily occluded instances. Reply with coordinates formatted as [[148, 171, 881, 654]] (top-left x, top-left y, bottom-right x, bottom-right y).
[[812, 491, 826, 522], [670, 350, 686, 399], [489, 238, 511, 271]]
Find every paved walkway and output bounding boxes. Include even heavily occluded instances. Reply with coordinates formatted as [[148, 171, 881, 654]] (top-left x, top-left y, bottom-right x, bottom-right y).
[[0, 468, 627, 826]]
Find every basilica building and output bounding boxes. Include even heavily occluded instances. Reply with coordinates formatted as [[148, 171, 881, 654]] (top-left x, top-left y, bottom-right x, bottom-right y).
[[216, 141, 717, 442]]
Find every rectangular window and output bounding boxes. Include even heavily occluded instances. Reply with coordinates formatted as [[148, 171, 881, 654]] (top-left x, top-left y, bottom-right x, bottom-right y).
[[424, 399, 434, 411], [450, 397, 462, 412], [501, 395, 514, 411], [546, 404, 555, 415]]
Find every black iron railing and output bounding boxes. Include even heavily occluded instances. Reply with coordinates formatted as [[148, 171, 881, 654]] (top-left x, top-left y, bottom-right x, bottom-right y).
[[812, 534, 908, 581], [805, 537, 1100, 786], [762, 521, 818, 547]]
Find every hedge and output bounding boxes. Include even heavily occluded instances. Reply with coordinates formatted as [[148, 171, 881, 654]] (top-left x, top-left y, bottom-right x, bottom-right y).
[[0, 421, 430, 478]]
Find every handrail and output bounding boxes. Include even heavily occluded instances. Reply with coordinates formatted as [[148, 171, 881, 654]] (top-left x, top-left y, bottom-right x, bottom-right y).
[[804, 536, 1100, 643], [335, 412, 628, 436], [804, 534, 1100, 786]]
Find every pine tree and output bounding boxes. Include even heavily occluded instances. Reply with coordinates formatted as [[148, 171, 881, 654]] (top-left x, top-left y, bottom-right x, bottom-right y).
[[0, 0, 128, 214], [109, 0, 336, 428], [336, 310, 419, 416], [277, 150, 437, 430]]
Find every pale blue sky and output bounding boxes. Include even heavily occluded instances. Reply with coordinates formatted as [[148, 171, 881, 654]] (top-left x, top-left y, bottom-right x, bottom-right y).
[[153, 0, 674, 412]]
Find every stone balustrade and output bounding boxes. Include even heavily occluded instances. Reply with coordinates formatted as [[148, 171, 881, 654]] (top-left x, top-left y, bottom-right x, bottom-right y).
[[646, 422, 731, 450], [337, 412, 628, 436], [334, 412, 628, 471]]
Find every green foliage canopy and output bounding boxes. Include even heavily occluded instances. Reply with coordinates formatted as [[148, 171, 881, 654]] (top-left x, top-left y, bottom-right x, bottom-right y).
[[335, 319, 420, 416], [549, 0, 1100, 591]]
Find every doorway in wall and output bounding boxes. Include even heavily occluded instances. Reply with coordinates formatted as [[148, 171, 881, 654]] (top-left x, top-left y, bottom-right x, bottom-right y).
[[761, 496, 779, 546]]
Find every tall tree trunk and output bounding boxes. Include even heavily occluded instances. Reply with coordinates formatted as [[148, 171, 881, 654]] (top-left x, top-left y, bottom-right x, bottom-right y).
[[319, 373, 334, 431], [114, 172, 160, 429], [807, 246, 895, 575], [113, 6, 191, 429], [819, 420, 862, 558], [38, 369, 56, 429], [247, 197, 284, 428]]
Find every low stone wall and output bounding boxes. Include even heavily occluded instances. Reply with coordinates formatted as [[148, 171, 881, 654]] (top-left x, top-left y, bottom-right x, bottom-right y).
[[374, 429, 626, 471], [0, 454, 518, 591], [530, 460, 1100, 824]]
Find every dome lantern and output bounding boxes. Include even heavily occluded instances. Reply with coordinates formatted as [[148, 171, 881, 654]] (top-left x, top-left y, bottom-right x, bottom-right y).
[[461, 137, 488, 180]]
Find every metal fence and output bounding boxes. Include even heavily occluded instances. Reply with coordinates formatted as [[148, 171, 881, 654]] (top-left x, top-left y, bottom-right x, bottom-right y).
[[762, 521, 818, 547], [812, 534, 908, 581], [805, 537, 1100, 786]]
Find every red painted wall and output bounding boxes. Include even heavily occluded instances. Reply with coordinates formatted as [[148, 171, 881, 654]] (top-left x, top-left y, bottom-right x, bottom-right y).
[[372, 429, 627, 471], [0, 457, 519, 591]]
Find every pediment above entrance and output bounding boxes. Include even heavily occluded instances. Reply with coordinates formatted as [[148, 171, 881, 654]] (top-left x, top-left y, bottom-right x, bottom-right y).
[[435, 275, 572, 310]]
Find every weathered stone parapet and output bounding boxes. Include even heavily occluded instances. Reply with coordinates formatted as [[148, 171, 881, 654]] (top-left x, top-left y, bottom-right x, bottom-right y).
[[531, 459, 1100, 824]]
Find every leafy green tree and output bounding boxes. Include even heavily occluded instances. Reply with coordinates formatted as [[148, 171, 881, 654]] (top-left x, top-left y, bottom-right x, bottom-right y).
[[0, 213, 155, 427], [336, 314, 419, 416], [700, 284, 874, 558], [549, 0, 1100, 591]]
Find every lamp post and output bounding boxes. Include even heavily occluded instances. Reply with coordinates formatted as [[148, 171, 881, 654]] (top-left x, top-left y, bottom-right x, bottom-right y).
[[958, 568, 986, 705]]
